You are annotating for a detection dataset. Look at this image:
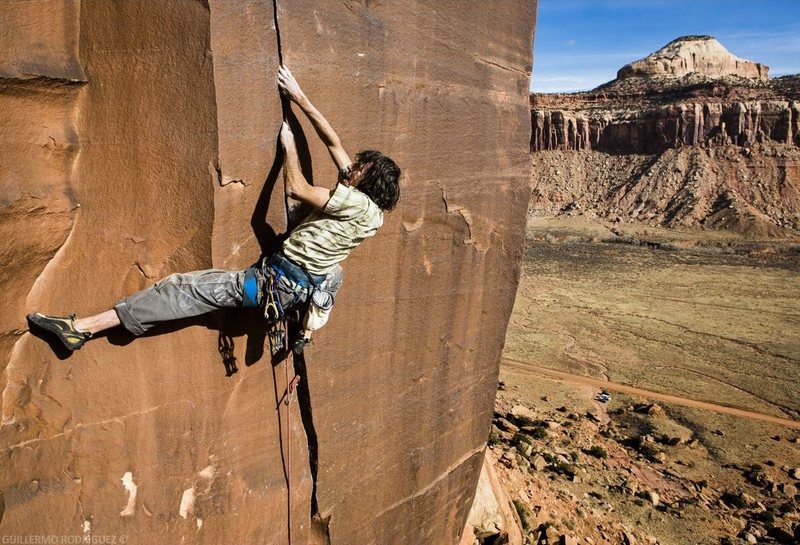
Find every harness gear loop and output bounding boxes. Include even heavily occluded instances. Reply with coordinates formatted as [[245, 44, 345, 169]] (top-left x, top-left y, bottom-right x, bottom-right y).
[[263, 268, 284, 323]]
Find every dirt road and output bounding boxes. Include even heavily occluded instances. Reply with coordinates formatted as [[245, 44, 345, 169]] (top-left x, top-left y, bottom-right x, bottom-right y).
[[501, 358, 800, 430]]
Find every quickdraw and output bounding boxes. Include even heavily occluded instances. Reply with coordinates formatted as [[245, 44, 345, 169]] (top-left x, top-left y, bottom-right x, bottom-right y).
[[265, 269, 288, 356]]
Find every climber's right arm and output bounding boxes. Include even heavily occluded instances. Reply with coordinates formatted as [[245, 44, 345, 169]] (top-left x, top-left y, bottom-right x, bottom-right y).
[[280, 122, 333, 209], [278, 66, 352, 172]]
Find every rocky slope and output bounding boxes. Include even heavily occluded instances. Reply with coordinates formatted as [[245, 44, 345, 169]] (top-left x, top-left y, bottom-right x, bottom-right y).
[[488, 389, 800, 545], [0, 2, 537, 544], [531, 144, 800, 236], [530, 37, 800, 236]]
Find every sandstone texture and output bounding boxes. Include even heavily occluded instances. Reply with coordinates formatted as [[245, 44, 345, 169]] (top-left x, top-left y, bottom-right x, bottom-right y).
[[0, 2, 537, 545], [529, 37, 800, 236]]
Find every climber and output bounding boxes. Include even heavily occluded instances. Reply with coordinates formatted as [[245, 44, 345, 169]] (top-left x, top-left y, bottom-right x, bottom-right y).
[[27, 66, 401, 354]]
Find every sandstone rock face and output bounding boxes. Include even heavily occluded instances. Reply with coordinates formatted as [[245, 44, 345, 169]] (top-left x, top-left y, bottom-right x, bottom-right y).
[[460, 450, 523, 545], [0, 2, 537, 545], [618, 36, 768, 81]]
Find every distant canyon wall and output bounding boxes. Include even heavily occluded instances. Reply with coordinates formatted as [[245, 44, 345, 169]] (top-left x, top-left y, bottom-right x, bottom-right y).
[[531, 98, 800, 154]]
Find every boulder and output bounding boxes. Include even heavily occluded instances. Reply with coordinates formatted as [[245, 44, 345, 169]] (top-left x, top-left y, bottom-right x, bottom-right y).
[[498, 417, 521, 434], [510, 404, 536, 421], [461, 450, 524, 545], [531, 455, 547, 472]]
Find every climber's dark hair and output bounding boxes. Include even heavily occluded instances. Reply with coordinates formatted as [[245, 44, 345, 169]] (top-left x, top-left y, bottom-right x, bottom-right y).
[[353, 150, 401, 211]]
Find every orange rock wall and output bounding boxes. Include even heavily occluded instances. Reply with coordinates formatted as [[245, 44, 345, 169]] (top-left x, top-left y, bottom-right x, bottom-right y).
[[1, 2, 537, 544]]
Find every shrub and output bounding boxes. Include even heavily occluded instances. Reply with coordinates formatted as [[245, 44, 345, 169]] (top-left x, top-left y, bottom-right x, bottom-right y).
[[512, 415, 549, 428], [512, 499, 532, 532], [744, 464, 767, 485], [525, 426, 548, 440], [586, 445, 609, 459], [753, 510, 775, 528], [720, 491, 747, 509], [512, 432, 534, 448]]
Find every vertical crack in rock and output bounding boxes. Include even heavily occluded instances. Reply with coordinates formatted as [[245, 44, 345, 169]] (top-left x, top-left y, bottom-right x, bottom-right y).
[[270, 3, 329, 542], [272, 0, 285, 67], [293, 354, 322, 515], [310, 513, 332, 545]]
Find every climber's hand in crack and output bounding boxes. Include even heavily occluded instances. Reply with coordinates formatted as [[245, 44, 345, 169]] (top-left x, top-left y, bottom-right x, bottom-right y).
[[278, 65, 305, 104]]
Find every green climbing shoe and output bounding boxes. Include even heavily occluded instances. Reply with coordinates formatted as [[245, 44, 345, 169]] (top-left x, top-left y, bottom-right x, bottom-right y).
[[27, 313, 92, 351]]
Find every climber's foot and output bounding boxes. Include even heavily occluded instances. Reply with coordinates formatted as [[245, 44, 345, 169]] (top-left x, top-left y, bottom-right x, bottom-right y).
[[27, 313, 93, 351], [292, 335, 312, 355]]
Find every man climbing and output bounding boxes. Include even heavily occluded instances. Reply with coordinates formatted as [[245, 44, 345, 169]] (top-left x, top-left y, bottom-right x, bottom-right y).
[[28, 66, 401, 354]]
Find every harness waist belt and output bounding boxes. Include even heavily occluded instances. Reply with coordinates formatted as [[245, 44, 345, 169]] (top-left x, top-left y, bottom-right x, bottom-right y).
[[267, 252, 326, 290]]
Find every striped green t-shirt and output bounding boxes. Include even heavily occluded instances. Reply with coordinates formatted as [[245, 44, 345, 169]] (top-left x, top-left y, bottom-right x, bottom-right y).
[[282, 183, 383, 275]]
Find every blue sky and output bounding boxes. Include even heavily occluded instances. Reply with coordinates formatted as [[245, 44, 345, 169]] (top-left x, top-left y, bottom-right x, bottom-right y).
[[532, 0, 800, 93]]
